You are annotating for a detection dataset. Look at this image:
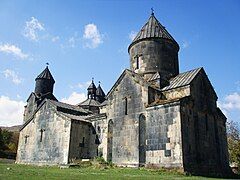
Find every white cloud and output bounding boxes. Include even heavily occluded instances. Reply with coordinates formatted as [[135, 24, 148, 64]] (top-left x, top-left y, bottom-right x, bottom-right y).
[[51, 36, 60, 42], [83, 23, 103, 48], [23, 17, 45, 41], [2, 69, 23, 85], [68, 37, 76, 48], [0, 96, 25, 126], [129, 31, 137, 41], [182, 40, 190, 49], [218, 92, 240, 123], [0, 44, 29, 59], [219, 92, 240, 111], [77, 81, 92, 89], [61, 92, 86, 105]]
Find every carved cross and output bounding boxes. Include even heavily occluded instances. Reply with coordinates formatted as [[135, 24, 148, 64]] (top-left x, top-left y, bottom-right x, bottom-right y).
[[24, 135, 29, 144], [151, 8, 154, 15]]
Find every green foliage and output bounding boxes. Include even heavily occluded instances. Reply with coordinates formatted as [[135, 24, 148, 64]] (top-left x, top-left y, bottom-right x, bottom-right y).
[[1, 129, 13, 146], [0, 128, 4, 151], [227, 121, 240, 171], [0, 129, 19, 153]]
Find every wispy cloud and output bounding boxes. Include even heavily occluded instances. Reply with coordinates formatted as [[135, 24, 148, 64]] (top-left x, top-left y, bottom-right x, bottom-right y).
[[78, 81, 92, 89], [68, 37, 76, 48], [51, 36, 60, 42], [60, 32, 79, 49], [0, 44, 29, 59], [129, 31, 137, 41], [23, 17, 45, 41], [61, 92, 86, 105], [182, 40, 190, 49], [83, 23, 103, 48], [2, 69, 23, 85], [0, 96, 25, 126]]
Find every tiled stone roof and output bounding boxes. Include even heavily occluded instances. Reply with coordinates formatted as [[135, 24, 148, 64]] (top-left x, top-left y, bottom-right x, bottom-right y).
[[50, 100, 91, 114], [130, 14, 177, 46], [78, 98, 101, 107], [162, 67, 203, 91]]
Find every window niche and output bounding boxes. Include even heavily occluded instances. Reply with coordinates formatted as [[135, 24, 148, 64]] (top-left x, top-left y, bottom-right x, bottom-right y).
[[134, 54, 142, 70], [79, 137, 85, 147]]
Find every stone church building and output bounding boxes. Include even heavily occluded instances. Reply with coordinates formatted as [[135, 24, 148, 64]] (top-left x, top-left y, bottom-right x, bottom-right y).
[[16, 13, 230, 175]]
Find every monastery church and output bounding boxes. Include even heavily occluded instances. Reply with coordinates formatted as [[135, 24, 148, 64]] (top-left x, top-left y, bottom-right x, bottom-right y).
[[16, 13, 231, 175]]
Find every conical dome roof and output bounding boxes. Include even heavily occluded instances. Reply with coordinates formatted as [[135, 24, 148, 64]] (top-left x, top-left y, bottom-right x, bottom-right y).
[[128, 13, 178, 51], [96, 84, 105, 97], [87, 79, 96, 90], [35, 66, 55, 83]]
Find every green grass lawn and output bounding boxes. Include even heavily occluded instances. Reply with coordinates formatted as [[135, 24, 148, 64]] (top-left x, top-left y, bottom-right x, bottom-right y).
[[0, 161, 224, 180]]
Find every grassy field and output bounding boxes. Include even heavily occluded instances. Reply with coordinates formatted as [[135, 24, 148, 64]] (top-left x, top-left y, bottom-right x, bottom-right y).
[[0, 160, 226, 180]]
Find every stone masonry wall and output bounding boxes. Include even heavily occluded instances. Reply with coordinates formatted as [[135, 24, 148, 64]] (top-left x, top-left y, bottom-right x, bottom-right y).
[[129, 39, 179, 80], [146, 101, 183, 168], [16, 101, 71, 165], [180, 71, 230, 175], [92, 117, 108, 160], [106, 73, 148, 166], [68, 120, 98, 161]]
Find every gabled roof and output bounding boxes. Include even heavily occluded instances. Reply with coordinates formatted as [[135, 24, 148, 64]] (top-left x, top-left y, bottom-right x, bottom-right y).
[[60, 113, 92, 123], [162, 67, 203, 91], [78, 98, 101, 107], [106, 69, 150, 98], [35, 66, 55, 83], [20, 99, 91, 131], [100, 100, 108, 106], [50, 100, 91, 114], [129, 13, 178, 51], [148, 72, 160, 82], [26, 92, 57, 102]]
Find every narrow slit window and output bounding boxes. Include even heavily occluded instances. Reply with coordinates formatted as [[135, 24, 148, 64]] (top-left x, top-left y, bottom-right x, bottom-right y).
[[205, 114, 208, 131], [125, 98, 128, 115], [82, 137, 85, 147], [40, 129, 45, 142], [136, 56, 139, 69]]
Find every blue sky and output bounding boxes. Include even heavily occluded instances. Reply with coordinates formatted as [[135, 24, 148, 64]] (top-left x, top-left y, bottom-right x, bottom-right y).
[[0, 0, 240, 126]]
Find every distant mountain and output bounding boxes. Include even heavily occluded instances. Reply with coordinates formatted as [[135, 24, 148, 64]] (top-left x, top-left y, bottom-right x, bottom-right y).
[[0, 125, 21, 132]]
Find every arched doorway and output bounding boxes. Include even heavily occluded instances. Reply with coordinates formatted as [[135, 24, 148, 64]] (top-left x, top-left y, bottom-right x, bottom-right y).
[[107, 119, 113, 162], [139, 114, 146, 165]]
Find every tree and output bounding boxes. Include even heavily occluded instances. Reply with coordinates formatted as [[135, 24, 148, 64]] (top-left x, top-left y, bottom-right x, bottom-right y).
[[1, 129, 13, 149], [227, 121, 240, 170], [0, 128, 4, 150]]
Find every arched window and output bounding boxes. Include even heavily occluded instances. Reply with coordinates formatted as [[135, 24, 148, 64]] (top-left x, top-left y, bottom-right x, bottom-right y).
[[139, 114, 146, 165], [107, 119, 113, 162]]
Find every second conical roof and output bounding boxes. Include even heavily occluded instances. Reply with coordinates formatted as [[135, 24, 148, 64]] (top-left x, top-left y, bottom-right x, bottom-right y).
[[96, 84, 105, 97]]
